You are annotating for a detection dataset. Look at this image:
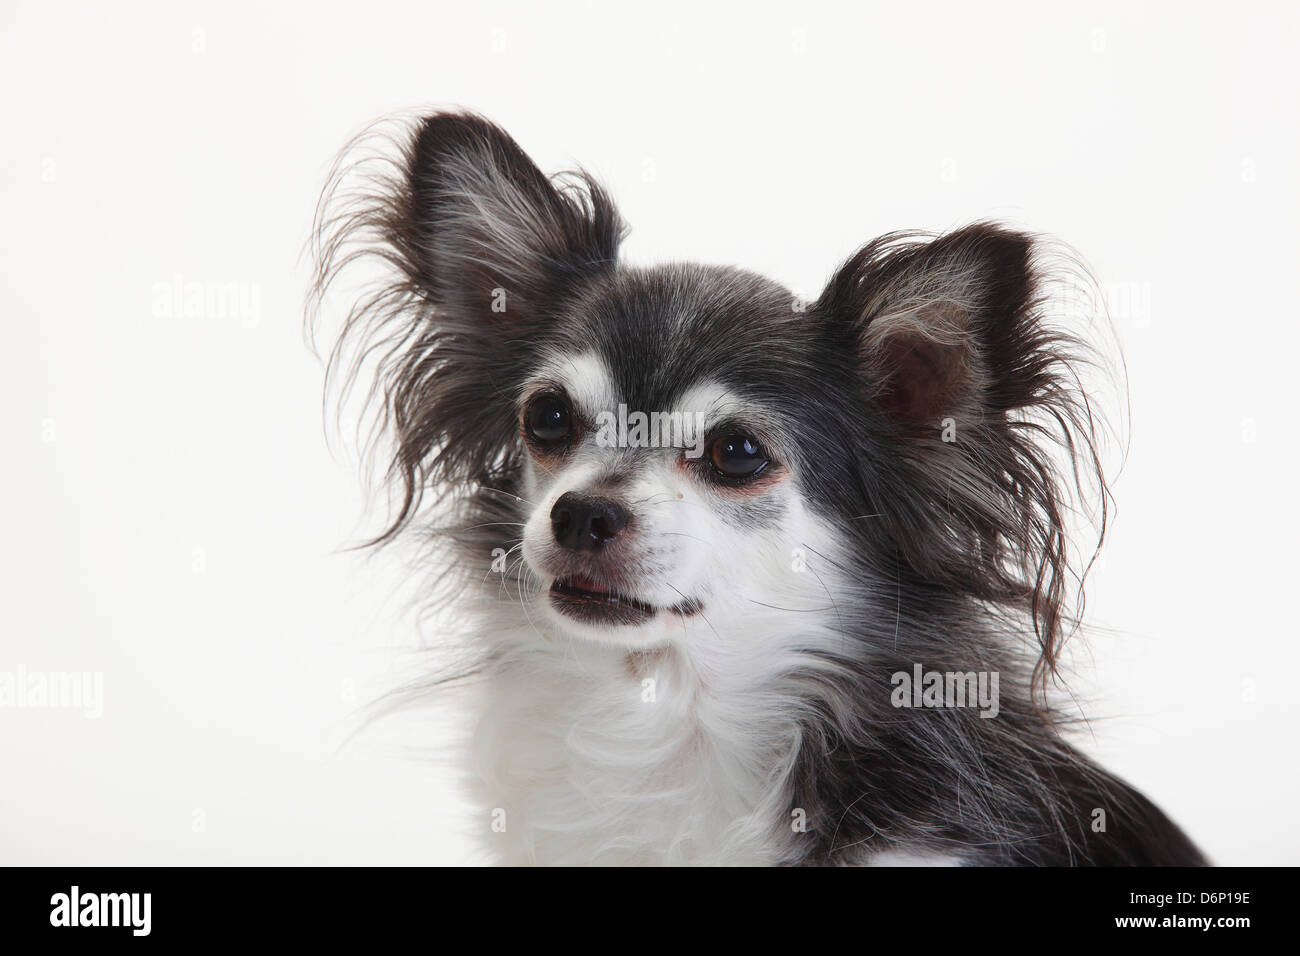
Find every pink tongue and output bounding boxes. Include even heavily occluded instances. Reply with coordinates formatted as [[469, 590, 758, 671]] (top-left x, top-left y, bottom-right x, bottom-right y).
[[569, 575, 612, 595]]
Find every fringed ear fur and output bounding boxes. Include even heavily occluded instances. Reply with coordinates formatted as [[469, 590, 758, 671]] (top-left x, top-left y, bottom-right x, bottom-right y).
[[817, 223, 1112, 701], [308, 111, 625, 542]]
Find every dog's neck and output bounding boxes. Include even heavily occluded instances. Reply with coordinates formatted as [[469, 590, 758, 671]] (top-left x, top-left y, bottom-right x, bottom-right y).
[[468, 602, 844, 865]]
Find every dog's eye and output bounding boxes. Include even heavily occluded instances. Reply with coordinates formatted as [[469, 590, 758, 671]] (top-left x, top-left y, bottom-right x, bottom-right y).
[[709, 434, 768, 480], [525, 393, 573, 445]]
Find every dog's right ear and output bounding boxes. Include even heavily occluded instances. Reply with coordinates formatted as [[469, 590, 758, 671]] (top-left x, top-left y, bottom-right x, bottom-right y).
[[310, 112, 624, 542], [405, 113, 624, 316]]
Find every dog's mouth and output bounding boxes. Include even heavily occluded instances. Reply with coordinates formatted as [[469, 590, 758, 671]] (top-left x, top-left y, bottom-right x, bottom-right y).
[[548, 575, 701, 627]]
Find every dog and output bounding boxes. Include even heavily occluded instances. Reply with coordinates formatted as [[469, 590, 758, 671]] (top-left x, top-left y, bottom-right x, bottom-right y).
[[310, 110, 1206, 866]]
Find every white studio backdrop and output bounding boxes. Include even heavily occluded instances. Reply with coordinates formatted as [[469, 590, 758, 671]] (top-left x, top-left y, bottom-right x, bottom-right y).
[[1, 0, 1297, 864]]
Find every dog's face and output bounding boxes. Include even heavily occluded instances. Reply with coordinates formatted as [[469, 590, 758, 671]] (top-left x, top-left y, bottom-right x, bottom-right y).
[[513, 266, 842, 646], [316, 112, 1098, 669]]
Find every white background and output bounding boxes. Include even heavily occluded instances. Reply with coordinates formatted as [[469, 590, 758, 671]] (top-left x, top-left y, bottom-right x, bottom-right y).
[[2, 1, 1296, 865]]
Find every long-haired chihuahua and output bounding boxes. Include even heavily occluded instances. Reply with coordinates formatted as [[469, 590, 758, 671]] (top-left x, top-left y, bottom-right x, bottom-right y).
[[310, 111, 1205, 866]]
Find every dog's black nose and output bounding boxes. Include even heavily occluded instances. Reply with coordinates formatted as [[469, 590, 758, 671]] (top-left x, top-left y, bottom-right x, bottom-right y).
[[550, 492, 630, 551]]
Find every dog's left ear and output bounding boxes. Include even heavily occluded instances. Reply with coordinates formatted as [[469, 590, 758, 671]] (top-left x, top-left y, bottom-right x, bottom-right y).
[[818, 223, 1104, 699], [817, 222, 1038, 436]]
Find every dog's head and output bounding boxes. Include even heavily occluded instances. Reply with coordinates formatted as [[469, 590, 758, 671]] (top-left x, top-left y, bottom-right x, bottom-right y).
[[313, 112, 1108, 685]]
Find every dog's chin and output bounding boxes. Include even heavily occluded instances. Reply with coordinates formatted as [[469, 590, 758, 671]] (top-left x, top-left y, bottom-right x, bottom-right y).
[[537, 573, 702, 648]]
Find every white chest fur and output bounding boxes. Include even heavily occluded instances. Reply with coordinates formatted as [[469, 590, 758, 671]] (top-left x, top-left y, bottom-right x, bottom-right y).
[[468, 630, 799, 866]]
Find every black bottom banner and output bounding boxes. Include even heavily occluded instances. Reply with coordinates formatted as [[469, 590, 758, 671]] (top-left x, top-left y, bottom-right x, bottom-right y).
[[0, 864, 1275, 943]]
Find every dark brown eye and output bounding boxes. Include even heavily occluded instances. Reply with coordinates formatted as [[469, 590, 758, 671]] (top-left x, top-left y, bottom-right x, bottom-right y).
[[525, 393, 572, 445], [709, 434, 768, 480]]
